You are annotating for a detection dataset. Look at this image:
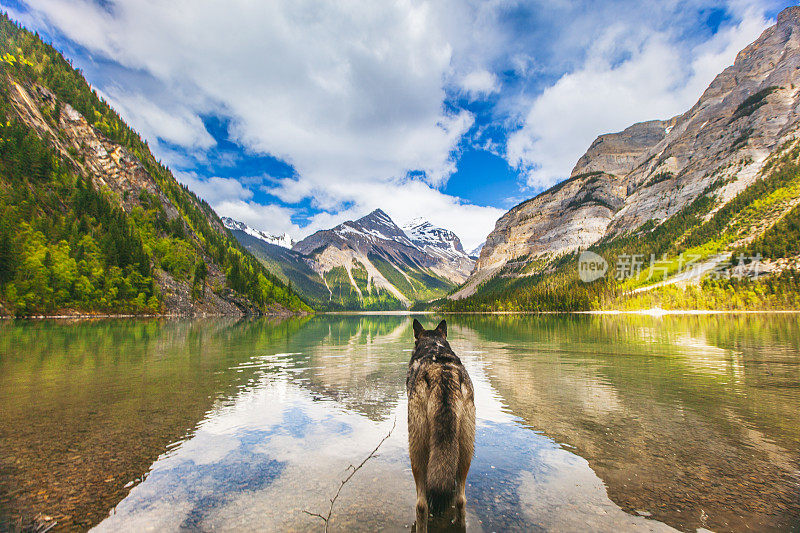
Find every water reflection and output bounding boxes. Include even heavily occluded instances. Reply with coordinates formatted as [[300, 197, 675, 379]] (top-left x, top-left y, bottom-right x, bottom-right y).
[[453, 315, 800, 532], [0, 317, 311, 530], [0, 314, 798, 532]]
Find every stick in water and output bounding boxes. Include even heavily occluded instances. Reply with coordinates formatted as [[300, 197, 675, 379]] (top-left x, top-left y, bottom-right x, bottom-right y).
[[303, 417, 397, 532]]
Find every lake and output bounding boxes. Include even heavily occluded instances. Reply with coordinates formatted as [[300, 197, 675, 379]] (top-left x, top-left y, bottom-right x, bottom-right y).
[[0, 314, 798, 532]]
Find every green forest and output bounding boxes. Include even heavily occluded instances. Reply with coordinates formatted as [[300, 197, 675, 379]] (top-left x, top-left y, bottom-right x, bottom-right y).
[[0, 14, 310, 316]]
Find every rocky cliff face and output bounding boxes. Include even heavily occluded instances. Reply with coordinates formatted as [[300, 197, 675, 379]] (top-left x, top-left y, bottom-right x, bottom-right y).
[[570, 120, 669, 178], [454, 6, 800, 298]]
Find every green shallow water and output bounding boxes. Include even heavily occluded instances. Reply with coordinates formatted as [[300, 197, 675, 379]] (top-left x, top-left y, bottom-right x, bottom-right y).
[[0, 314, 798, 532]]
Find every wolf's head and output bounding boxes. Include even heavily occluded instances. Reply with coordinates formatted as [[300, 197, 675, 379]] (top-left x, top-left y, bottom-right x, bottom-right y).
[[413, 319, 446, 341], [412, 319, 453, 356], [410, 318, 459, 365]]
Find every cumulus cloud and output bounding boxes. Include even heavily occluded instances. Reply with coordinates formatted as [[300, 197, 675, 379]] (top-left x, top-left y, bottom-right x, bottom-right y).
[[173, 171, 253, 203], [506, 7, 771, 190], [175, 172, 302, 236], [215, 200, 302, 237], [26, 0, 469, 188]]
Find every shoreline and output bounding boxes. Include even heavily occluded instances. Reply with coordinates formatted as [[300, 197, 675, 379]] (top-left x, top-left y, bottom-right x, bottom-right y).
[[4, 308, 800, 320], [321, 308, 800, 316], [0, 311, 309, 320], [578, 308, 800, 316]]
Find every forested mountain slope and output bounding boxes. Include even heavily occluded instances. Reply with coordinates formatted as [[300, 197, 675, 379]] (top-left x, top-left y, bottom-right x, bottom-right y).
[[447, 6, 800, 311], [0, 14, 310, 316], [226, 226, 333, 306]]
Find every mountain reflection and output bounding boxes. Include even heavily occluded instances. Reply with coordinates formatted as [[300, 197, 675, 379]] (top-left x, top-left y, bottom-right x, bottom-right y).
[[291, 315, 409, 420], [454, 314, 800, 532]]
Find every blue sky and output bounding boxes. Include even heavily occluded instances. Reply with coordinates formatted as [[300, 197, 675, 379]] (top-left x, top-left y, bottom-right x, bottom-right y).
[[2, 0, 795, 249]]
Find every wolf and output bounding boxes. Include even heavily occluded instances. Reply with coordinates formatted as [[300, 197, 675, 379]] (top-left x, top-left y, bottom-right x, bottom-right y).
[[406, 319, 476, 532]]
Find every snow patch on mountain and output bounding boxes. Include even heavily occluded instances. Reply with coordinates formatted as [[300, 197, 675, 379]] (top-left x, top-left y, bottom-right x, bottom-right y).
[[222, 217, 295, 249], [402, 218, 469, 259], [331, 209, 417, 248]]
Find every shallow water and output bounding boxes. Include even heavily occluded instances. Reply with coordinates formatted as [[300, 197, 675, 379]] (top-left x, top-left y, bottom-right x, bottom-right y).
[[0, 314, 798, 532]]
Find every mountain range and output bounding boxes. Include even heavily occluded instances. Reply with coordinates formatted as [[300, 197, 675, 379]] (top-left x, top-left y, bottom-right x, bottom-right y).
[[227, 209, 473, 310], [4, 6, 800, 316], [446, 6, 800, 311]]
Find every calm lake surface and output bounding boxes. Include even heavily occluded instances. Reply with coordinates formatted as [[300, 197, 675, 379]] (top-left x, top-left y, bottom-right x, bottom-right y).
[[0, 314, 799, 532]]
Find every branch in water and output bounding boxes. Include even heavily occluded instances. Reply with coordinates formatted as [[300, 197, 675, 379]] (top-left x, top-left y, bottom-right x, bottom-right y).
[[304, 417, 397, 532]]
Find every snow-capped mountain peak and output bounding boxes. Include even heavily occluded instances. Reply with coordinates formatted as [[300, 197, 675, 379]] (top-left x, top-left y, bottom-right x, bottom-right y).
[[405, 216, 428, 228], [402, 219, 468, 257], [329, 209, 416, 247], [286, 209, 476, 306], [221, 217, 295, 249]]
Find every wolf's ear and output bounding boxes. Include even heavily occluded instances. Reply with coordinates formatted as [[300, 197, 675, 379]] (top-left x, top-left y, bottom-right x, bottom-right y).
[[413, 319, 424, 339], [434, 319, 447, 339]]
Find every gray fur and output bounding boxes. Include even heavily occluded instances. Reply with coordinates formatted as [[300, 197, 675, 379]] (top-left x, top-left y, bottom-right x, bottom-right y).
[[407, 319, 476, 532]]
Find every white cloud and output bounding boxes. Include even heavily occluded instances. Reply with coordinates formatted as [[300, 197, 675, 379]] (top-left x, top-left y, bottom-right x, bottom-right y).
[[99, 88, 215, 151], [215, 200, 302, 237], [459, 69, 499, 98], [174, 172, 302, 237], [174, 172, 253, 205], [23, 0, 467, 189], [506, 7, 771, 190]]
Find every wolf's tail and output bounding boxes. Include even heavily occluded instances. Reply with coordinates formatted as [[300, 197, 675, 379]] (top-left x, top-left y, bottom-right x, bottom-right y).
[[426, 374, 460, 515]]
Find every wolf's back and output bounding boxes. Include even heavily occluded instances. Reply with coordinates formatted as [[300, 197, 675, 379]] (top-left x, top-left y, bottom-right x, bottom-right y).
[[424, 363, 471, 514]]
